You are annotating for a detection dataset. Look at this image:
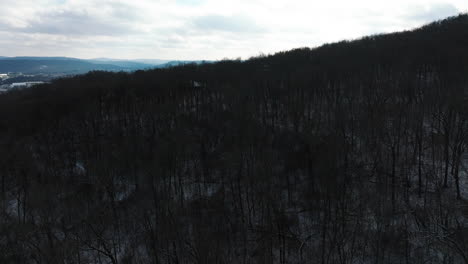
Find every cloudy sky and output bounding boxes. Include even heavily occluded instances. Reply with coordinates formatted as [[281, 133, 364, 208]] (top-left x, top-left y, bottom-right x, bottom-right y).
[[0, 0, 466, 60]]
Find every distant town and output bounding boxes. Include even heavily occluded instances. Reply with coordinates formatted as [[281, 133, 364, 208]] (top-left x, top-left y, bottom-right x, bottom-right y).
[[0, 72, 52, 93]]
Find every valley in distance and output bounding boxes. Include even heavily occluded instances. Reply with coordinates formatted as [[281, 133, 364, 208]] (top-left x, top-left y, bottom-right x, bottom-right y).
[[0, 57, 207, 92]]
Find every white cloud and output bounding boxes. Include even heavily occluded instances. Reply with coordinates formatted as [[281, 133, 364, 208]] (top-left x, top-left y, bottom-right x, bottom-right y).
[[0, 0, 466, 59]]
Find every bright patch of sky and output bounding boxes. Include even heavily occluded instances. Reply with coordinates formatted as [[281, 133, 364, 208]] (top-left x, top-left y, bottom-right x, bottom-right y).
[[0, 0, 466, 60]]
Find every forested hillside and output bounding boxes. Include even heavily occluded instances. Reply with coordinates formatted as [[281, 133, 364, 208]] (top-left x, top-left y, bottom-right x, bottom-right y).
[[1, 14, 468, 264]]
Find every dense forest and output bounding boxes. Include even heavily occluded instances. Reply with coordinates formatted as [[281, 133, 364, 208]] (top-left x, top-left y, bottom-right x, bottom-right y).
[[1, 14, 468, 264]]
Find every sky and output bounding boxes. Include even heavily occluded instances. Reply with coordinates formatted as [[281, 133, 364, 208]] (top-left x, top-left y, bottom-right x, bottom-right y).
[[0, 0, 467, 60]]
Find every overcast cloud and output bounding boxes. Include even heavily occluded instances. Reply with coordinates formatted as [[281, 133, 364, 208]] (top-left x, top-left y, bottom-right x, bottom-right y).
[[0, 0, 466, 60]]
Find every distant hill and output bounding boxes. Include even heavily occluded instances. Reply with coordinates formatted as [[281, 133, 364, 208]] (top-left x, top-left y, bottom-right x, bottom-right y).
[[0, 57, 208, 74], [0, 57, 150, 74], [92, 58, 172, 66], [87, 58, 159, 68], [131, 59, 171, 65], [159, 60, 210, 68]]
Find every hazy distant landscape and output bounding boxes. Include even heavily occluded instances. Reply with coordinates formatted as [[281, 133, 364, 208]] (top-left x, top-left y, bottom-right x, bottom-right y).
[[0, 57, 208, 91]]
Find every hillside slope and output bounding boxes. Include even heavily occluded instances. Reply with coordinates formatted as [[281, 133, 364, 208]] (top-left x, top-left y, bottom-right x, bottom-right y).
[[1, 14, 468, 264]]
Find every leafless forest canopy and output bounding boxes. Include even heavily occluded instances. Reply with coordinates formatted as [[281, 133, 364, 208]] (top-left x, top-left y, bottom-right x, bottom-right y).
[[1, 14, 468, 264]]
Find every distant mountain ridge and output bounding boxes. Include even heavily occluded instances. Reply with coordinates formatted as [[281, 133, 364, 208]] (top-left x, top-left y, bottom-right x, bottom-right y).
[[0, 56, 209, 74], [91, 58, 171, 65]]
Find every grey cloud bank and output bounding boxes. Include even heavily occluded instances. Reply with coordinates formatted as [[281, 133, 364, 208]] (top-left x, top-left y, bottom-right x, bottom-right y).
[[0, 0, 466, 60], [192, 15, 265, 33], [406, 3, 460, 22], [22, 10, 141, 36]]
